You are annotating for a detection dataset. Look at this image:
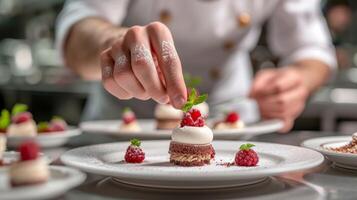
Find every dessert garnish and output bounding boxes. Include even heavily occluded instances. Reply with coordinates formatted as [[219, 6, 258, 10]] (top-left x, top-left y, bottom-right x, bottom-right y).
[[11, 104, 32, 124], [235, 143, 259, 166], [122, 107, 136, 124], [125, 138, 145, 163], [38, 116, 68, 133], [0, 109, 10, 133], [225, 112, 239, 123], [181, 88, 207, 113], [19, 141, 40, 161]]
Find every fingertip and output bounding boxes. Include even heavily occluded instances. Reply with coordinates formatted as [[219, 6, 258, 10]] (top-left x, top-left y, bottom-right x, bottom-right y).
[[171, 94, 186, 109]]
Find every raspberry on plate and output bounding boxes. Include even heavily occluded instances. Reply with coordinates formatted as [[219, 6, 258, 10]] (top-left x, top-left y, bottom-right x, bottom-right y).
[[19, 141, 40, 161], [125, 138, 145, 163], [235, 143, 259, 166], [225, 112, 239, 123]]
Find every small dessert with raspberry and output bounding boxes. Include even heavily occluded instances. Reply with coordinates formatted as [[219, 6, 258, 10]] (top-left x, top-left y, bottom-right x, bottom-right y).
[[0, 135, 6, 165], [7, 104, 37, 137], [119, 108, 141, 132], [213, 111, 245, 130], [124, 138, 145, 163], [169, 89, 214, 166], [9, 141, 49, 186], [38, 116, 68, 133], [154, 104, 183, 130], [235, 143, 259, 167]]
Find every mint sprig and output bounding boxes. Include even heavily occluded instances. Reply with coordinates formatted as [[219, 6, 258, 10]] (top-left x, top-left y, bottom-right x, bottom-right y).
[[240, 143, 255, 150], [123, 107, 132, 113], [52, 116, 64, 121], [11, 103, 28, 116], [182, 88, 208, 112], [0, 109, 10, 129], [37, 121, 49, 131], [184, 73, 202, 88], [130, 138, 141, 147]]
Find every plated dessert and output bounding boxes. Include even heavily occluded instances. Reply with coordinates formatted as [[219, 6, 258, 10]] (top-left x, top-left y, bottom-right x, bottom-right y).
[[38, 116, 68, 133], [169, 89, 215, 166], [7, 104, 37, 137], [213, 111, 245, 130], [325, 133, 357, 154], [119, 108, 141, 132], [9, 141, 49, 186], [154, 104, 183, 130]]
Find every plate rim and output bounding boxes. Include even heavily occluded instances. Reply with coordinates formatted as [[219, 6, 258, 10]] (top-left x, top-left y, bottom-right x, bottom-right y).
[[61, 140, 324, 181], [6, 126, 81, 141]]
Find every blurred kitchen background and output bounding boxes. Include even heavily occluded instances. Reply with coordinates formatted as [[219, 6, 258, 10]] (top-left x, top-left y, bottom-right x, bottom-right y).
[[0, 0, 357, 132]]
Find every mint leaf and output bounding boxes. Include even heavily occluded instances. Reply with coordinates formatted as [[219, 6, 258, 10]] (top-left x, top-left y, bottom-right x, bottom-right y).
[[0, 109, 10, 129], [194, 94, 208, 105], [189, 88, 197, 102], [130, 138, 141, 147], [182, 102, 193, 112], [240, 143, 255, 150], [122, 107, 131, 113], [37, 121, 49, 131], [12, 104, 28, 116], [181, 87, 208, 112]]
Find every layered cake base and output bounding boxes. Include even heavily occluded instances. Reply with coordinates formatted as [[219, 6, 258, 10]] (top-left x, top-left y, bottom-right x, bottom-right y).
[[10, 159, 49, 187], [156, 119, 181, 130], [169, 142, 215, 166]]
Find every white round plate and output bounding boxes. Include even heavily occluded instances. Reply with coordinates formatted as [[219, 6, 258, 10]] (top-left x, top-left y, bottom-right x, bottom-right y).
[[301, 136, 357, 169], [6, 126, 81, 148], [80, 119, 283, 140], [61, 140, 323, 189], [0, 165, 86, 200]]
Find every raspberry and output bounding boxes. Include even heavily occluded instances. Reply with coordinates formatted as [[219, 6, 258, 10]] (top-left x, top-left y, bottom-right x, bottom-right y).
[[122, 108, 136, 124], [194, 117, 205, 127], [12, 112, 32, 124], [19, 141, 40, 161], [181, 109, 205, 127], [189, 109, 201, 121], [49, 123, 66, 132], [225, 112, 239, 123], [235, 143, 259, 166], [125, 139, 145, 163]]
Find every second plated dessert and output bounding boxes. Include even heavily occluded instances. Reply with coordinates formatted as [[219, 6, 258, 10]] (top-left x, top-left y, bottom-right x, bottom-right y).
[[154, 104, 183, 130], [326, 133, 357, 154], [213, 111, 245, 130], [7, 104, 37, 137], [119, 108, 141, 132], [169, 89, 214, 166], [9, 141, 49, 186]]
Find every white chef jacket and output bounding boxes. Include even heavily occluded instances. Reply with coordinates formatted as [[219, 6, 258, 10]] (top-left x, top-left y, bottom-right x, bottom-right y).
[[56, 0, 336, 122]]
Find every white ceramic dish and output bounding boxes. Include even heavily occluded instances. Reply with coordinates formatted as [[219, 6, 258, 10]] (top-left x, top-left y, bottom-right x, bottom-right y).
[[80, 119, 283, 140], [301, 136, 357, 170], [0, 165, 86, 200], [6, 126, 81, 148], [61, 140, 323, 189]]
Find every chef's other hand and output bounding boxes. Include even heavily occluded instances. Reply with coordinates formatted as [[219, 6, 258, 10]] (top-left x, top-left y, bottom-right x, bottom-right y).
[[249, 68, 309, 133], [100, 22, 187, 109]]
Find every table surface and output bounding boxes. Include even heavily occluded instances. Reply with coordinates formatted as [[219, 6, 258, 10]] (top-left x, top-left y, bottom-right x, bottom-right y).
[[43, 131, 357, 200]]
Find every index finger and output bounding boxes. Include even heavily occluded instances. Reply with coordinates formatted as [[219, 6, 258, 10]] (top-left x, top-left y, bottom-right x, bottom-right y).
[[147, 22, 187, 109]]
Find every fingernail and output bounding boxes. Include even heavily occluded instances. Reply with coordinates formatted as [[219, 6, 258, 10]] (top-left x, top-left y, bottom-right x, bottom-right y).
[[173, 95, 186, 109], [158, 96, 169, 104]]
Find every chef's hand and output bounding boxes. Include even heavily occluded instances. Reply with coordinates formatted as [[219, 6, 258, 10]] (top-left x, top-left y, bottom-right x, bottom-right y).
[[249, 68, 310, 133], [100, 22, 187, 109]]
